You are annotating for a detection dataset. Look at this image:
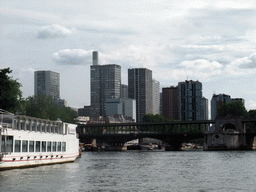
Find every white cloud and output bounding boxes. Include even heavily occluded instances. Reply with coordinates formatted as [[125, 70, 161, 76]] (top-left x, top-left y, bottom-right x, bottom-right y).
[[248, 100, 256, 109], [229, 53, 256, 69], [37, 24, 77, 39], [21, 68, 35, 73], [52, 49, 93, 65]]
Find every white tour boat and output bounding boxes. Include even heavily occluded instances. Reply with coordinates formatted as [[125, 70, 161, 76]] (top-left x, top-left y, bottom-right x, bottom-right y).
[[0, 109, 80, 170]]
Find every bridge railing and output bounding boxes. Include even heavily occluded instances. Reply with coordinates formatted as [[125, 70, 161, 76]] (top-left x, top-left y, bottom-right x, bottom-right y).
[[78, 120, 214, 135]]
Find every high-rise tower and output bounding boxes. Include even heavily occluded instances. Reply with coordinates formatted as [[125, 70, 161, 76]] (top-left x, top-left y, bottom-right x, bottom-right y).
[[162, 86, 179, 120], [34, 70, 60, 99], [152, 79, 160, 114], [90, 51, 121, 119], [178, 80, 203, 121], [128, 68, 152, 122]]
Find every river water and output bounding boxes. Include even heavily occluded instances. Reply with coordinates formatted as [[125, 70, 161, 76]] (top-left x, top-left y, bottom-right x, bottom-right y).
[[1, 150, 256, 192]]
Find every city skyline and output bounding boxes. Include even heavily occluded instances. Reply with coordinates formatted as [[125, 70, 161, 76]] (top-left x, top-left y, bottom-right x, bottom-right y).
[[1, 1, 256, 111]]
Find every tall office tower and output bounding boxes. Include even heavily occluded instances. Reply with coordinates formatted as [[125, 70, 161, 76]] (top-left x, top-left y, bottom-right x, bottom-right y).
[[128, 68, 153, 122], [162, 86, 179, 120], [90, 51, 121, 118], [211, 94, 232, 120], [92, 51, 98, 65], [121, 84, 128, 98], [152, 79, 160, 114], [105, 98, 136, 121], [232, 98, 245, 104], [211, 94, 244, 120], [159, 92, 162, 115], [34, 70, 60, 99], [178, 80, 203, 121], [202, 97, 209, 120]]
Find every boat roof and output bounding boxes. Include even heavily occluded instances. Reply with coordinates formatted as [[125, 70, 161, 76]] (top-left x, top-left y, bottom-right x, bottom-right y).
[[0, 109, 14, 115]]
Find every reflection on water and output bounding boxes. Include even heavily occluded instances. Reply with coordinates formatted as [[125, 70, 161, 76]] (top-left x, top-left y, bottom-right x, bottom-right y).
[[1, 151, 256, 192]]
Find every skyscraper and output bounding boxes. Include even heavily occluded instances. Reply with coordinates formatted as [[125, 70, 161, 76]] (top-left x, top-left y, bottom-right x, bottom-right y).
[[90, 52, 121, 118], [178, 80, 203, 121], [34, 70, 60, 99], [162, 86, 179, 120], [128, 68, 152, 122], [202, 97, 209, 120], [152, 79, 160, 114], [121, 84, 128, 98], [211, 94, 244, 120]]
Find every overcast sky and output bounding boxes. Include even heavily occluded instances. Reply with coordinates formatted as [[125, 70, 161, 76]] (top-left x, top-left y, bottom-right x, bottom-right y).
[[1, 0, 256, 113]]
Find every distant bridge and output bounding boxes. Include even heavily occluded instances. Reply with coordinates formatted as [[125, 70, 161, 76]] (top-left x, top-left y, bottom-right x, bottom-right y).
[[77, 120, 215, 150], [77, 118, 256, 150]]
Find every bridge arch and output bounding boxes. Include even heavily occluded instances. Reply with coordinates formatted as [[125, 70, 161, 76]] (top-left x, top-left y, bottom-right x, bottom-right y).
[[222, 123, 236, 131]]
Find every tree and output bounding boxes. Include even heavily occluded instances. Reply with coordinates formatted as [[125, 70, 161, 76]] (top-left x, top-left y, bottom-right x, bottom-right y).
[[217, 101, 248, 118], [142, 113, 169, 123], [0, 68, 23, 113], [25, 94, 78, 123]]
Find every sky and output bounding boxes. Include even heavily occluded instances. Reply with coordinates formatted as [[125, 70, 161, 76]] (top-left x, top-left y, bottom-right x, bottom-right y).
[[1, 0, 256, 114]]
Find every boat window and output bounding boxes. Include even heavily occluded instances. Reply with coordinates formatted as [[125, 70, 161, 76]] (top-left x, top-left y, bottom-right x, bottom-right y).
[[47, 141, 51, 152], [52, 142, 57, 152], [57, 142, 61, 152], [15, 140, 21, 152], [51, 125, 54, 133], [59, 125, 63, 134], [26, 121, 30, 131], [54, 125, 58, 133], [36, 122, 40, 132], [64, 124, 68, 135], [20, 121, 25, 130], [1, 136, 13, 152], [36, 141, 40, 152], [22, 140, 28, 152], [42, 141, 46, 152], [13, 119, 18, 130], [62, 142, 66, 152], [32, 121, 36, 132], [29, 141, 34, 152], [47, 124, 51, 132], [42, 123, 45, 132]]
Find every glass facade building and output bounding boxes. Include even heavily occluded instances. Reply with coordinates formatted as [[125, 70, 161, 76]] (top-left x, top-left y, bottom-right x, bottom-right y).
[[34, 71, 60, 99], [128, 68, 152, 122], [90, 64, 121, 118]]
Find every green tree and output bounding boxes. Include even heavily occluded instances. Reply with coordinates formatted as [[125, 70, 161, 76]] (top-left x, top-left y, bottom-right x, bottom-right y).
[[25, 94, 78, 123], [142, 113, 169, 123], [217, 101, 248, 118], [25, 94, 59, 120], [0, 68, 23, 113], [246, 109, 256, 131]]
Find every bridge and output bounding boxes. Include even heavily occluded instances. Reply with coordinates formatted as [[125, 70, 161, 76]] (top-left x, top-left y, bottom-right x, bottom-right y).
[[77, 118, 256, 150], [77, 120, 214, 150]]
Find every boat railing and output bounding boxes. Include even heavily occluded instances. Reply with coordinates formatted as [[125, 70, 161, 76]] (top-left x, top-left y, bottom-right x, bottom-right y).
[[1, 123, 12, 129]]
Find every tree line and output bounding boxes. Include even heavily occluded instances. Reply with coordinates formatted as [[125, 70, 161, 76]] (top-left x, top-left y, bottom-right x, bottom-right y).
[[0, 68, 77, 123]]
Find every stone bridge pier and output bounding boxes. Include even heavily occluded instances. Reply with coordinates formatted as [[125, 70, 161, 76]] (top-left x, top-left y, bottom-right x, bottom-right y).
[[204, 117, 248, 150]]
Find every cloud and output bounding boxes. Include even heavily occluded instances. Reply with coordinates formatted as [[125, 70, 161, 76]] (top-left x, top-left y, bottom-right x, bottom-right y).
[[52, 49, 93, 65], [233, 53, 256, 69], [248, 100, 256, 109], [37, 24, 77, 39], [21, 68, 35, 73]]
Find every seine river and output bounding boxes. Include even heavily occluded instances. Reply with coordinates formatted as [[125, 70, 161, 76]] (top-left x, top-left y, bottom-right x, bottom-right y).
[[1, 150, 256, 192]]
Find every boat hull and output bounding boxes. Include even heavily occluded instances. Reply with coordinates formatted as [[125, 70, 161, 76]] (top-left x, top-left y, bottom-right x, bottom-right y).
[[0, 152, 79, 170]]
